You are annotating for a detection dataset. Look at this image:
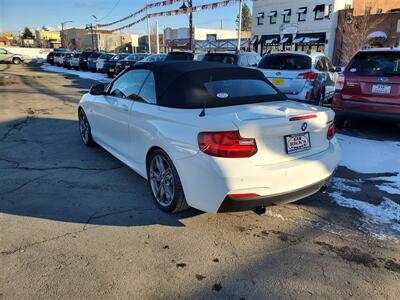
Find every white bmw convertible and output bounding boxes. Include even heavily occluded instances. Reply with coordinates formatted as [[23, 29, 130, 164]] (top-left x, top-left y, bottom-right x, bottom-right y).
[[78, 61, 340, 213]]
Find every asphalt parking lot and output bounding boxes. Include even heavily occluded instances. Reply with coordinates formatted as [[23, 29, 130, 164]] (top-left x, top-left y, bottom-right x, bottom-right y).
[[1, 63, 399, 299]]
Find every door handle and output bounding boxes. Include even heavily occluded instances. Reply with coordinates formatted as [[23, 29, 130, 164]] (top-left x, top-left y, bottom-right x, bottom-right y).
[[121, 104, 129, 111]]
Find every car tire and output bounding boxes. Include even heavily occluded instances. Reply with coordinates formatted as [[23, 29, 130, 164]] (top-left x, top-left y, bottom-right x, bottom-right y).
[[78, 109, 96, 147], [12, 57, 21, 65], [147, 149, 189, 213]]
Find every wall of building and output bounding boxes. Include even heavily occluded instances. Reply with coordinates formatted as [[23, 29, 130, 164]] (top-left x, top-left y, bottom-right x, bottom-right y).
[[333, 9, 400, 65], [252, 0, 352, 58], [352, 0, 400, 15]]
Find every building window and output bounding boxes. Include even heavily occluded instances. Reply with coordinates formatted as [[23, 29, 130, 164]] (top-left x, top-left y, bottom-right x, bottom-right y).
[[282, 9, 291, 23], [314, 4, 325, 20], [376, 8, 383, 14], [365, 7, 372, 15], [257, 12, 264, 25], [297, 7, 307, 22], [268, 11, 277, 24], [206, 34, 217, 41]]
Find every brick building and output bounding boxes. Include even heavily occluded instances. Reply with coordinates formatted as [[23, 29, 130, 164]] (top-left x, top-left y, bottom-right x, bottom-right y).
[[332, 9, 400, 65], [352, 0, 400, 15]]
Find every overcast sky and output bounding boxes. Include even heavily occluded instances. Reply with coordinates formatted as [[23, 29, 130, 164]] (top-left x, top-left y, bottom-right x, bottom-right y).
[[0, 0, 252, 35]]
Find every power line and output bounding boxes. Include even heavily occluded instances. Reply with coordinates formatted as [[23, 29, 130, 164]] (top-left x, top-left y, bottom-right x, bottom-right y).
[[96, 0, 122, 22]]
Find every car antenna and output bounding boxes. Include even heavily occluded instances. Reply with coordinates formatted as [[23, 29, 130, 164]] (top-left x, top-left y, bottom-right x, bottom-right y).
[[199, 75, 212, 117], [199, 101, 207, 117]]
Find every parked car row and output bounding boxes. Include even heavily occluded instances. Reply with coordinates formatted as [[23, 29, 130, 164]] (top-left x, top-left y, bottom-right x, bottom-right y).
[[47, 48, 400, 124]]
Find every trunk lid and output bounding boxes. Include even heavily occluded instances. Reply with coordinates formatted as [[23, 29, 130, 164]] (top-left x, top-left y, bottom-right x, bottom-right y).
[[259, 69, 309, 94], [207, 101, 333, 166]]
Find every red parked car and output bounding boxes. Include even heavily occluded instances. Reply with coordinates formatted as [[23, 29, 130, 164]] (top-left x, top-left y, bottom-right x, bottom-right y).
[[332, 48, 400, 125]]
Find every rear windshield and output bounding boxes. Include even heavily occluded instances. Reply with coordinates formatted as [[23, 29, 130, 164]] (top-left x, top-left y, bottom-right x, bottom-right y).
[[349, 52, 400, 76], [74, 53, 81, 58], [160, 68, 285, 108], [258, 54, 312, 70], [165, 52, 194, 61], [202, 54, 237, 64]]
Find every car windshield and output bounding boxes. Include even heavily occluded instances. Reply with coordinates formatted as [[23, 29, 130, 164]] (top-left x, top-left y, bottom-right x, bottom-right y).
[[73, 53, 81, 58], [258, 54, 312, 70], [112, 54, 128, 60], [99, 54, 113, 59], [202, 54, 237, 64], [126, 54, 144, 61], [349, 52, 400, 76]]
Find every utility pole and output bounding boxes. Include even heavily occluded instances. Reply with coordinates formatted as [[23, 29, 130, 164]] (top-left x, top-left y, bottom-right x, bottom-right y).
[[189, 0, 193, 52], [92, 15, 99, 51], [155, 19, 160, 54], [146, 0, 152, 53], [85, 23, 95, 50], [237, 0, 243, 52]]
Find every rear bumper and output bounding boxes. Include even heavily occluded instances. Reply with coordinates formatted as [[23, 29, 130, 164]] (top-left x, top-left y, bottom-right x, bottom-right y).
[[174, 138, 341, 213], [333, 95, 400, 122], [218, 177, 330, 212]]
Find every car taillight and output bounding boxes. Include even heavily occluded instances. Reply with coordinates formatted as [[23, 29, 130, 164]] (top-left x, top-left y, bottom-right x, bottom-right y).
[[335, 74, 345, 90], [327, 121, 336, 140], [198, 131, 257, 158], [228, 193, 259, 199], [297, 72, 318, 80]]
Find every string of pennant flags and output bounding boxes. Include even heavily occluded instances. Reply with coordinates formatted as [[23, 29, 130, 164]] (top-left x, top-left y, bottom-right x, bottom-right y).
[[96, 0, 241, 33]]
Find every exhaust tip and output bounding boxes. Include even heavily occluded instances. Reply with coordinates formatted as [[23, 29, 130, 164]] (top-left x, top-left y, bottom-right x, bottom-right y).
[[319, 185, 327, 194], [253, 206, 266, 215]]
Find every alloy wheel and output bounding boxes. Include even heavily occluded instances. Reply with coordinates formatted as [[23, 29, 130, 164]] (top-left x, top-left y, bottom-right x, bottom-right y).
[[149, 154, 175, 207], [79, 110, 89, 144]]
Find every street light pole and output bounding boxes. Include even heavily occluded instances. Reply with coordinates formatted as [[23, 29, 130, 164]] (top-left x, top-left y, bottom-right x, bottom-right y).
[[61, 20, 72, 49], [237, 0, 243, 52], [146, 0, 152, 53], [92, 15, 99, 51]]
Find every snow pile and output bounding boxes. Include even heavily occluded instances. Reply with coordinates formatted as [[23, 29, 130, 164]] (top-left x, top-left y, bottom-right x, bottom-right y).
[[41, 64, 111, 83], [330, 134, 400, 238]]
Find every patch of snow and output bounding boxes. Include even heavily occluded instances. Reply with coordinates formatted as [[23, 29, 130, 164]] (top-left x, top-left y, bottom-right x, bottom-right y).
[[337, 134, 400, 194], [331, 177, 362, 193], [330, 192, 400, 235], [41, 64, 111, 83]]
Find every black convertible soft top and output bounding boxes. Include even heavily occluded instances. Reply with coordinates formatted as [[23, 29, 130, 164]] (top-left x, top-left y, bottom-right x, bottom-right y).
[[128, 61, 286, 108]]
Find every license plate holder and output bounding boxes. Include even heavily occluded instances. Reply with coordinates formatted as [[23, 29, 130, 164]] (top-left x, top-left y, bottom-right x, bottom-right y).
[[271, 78, 285, 86], [372, 84, 391, 94], [285, 132, 311, 154]]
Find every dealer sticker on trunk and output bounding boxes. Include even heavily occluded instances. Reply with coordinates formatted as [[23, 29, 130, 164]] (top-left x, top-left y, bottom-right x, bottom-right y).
[[285, 132, 311, 154]]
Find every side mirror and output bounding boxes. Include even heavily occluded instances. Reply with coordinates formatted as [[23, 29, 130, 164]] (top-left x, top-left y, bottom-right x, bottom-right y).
[[89, 83, 105, 95]]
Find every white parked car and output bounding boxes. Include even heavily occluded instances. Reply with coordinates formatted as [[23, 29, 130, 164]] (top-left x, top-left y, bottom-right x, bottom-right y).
[[70, 52, 81, 70], [258, 52, 341, 106], [78, 62, 340, 213], [96, 53, 114, 72]]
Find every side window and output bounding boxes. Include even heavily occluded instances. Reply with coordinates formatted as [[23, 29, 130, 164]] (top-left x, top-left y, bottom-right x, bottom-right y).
[[0, 49, 8, 54], [138, 72, 156, 104], [325, 57, 334, 71], [109, 69, 150, 99], [315, 58, 325, 71]]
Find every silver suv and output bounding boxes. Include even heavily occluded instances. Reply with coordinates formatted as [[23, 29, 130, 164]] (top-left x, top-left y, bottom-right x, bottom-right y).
[[257, 52, 341, 105], [0, 48, 25, 64]]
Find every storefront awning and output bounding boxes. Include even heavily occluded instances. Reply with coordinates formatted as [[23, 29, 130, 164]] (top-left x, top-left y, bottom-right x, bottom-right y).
[[293, 37, 304, 43], [303, 37, 321, 43], [260, 34, 280, 45]]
